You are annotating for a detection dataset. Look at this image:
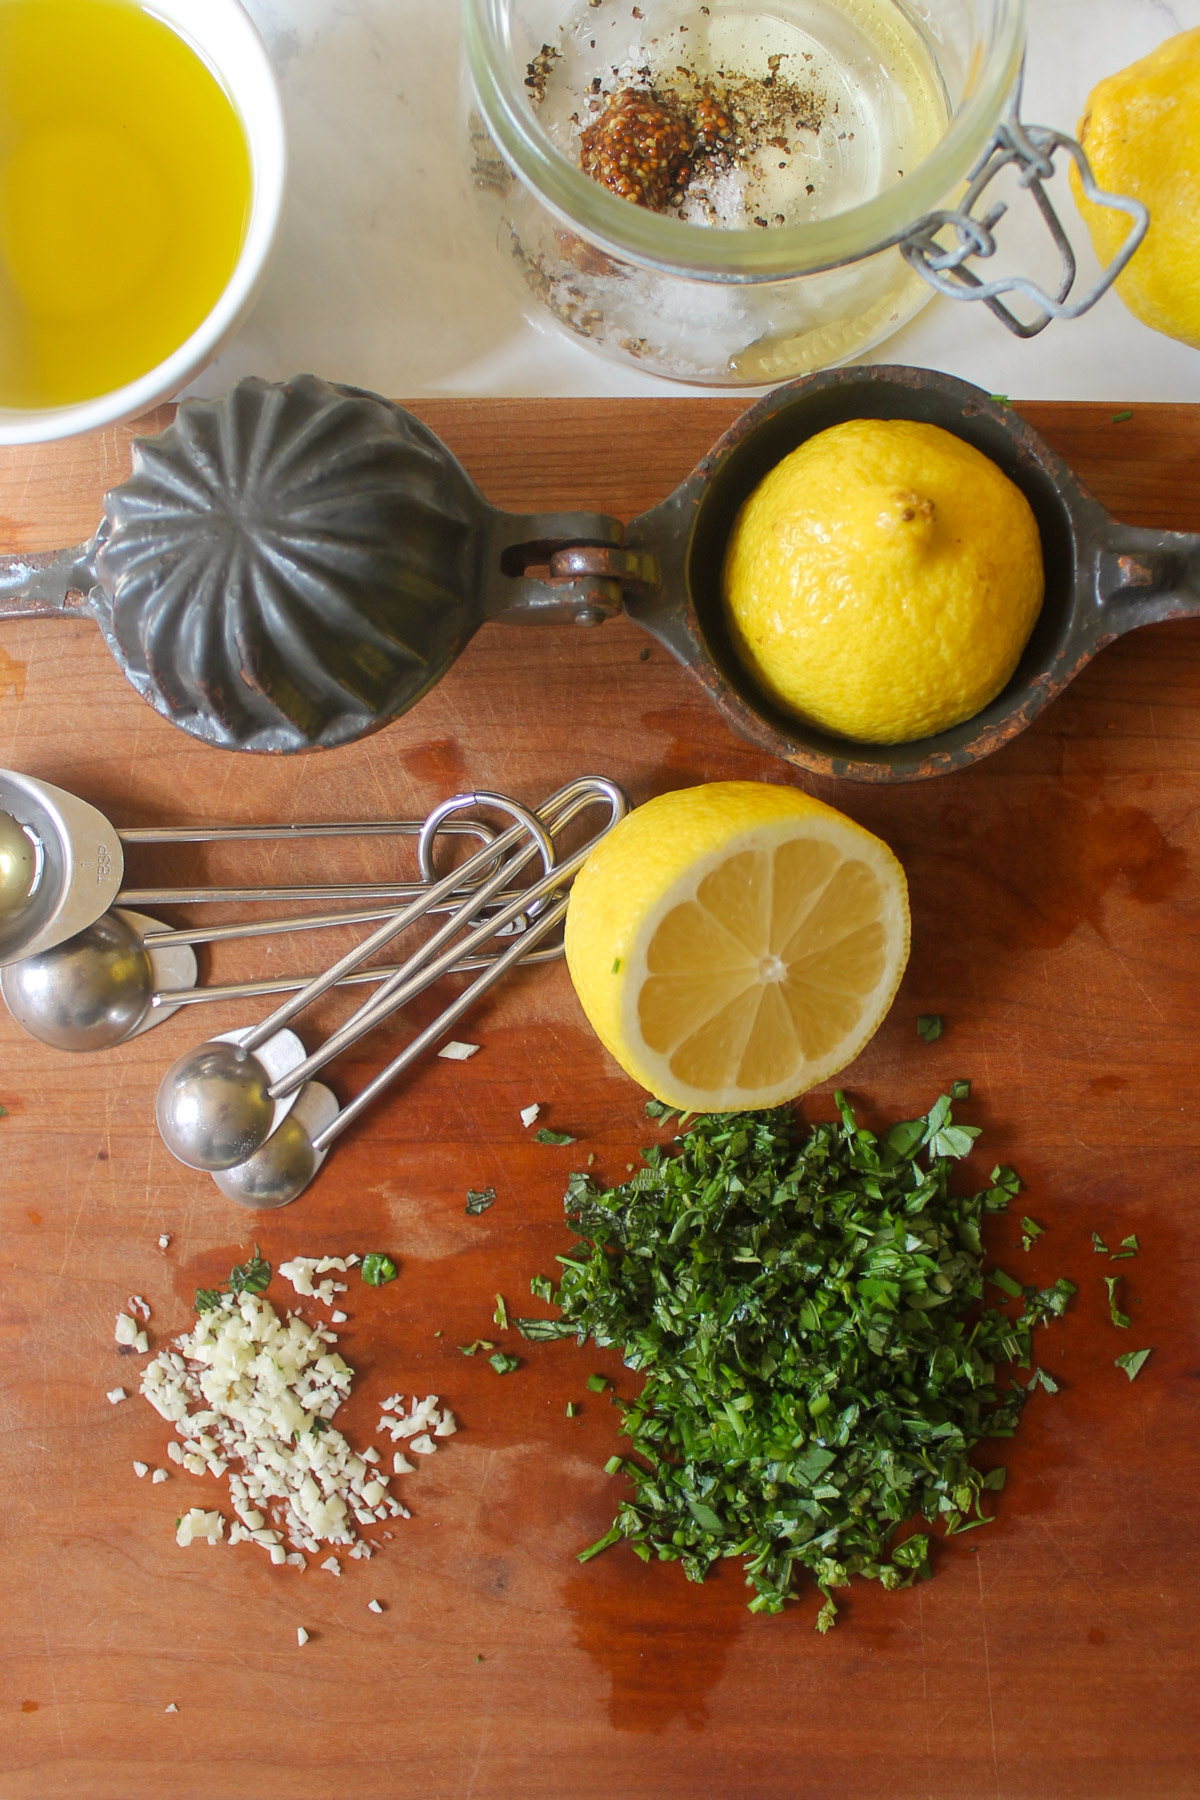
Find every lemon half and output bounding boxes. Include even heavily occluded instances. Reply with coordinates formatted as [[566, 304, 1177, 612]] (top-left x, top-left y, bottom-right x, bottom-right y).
[[564, 781, 910, 1111]]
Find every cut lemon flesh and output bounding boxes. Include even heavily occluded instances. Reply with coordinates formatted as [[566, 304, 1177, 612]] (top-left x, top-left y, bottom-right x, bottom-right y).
[[564, 782, 910, 1111]]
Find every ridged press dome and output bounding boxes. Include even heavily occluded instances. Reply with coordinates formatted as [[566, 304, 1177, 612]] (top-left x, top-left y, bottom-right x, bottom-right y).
[[92, 375, 488, 752]]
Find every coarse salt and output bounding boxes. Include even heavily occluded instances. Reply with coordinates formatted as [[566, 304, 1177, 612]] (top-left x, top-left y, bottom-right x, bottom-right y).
[[296, 1627, 309, 1646]]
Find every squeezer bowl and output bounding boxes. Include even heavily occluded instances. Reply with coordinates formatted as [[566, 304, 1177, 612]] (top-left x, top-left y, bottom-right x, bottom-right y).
[[625, 365, 1088, 782]]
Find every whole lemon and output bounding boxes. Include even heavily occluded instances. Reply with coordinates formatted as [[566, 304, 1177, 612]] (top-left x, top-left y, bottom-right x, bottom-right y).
[[721, 418, 1044, 745], [1072, 29, 1200, 348]]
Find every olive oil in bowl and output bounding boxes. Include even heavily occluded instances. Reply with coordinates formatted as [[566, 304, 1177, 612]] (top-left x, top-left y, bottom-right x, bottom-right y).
[[0, 0, 251, 410]]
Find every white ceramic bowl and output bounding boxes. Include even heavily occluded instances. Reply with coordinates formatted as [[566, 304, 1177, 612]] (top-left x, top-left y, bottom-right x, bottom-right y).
[[0, 0, 286, 447]]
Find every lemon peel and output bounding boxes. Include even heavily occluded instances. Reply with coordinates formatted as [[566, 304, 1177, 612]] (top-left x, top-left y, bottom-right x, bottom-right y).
[[1072, 28, 1200, 349]]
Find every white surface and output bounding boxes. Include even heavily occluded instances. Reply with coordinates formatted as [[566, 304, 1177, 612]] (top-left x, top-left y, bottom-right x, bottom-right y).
[[190, 0, 1200, 403]]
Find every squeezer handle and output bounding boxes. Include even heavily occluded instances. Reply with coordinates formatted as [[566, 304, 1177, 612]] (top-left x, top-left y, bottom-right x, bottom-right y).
[[1096, 523, 1200, 635], [0, 543, 96, 618]]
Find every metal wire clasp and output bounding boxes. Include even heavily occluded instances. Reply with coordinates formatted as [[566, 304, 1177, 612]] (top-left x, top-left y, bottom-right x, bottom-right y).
[[899, 70, 1150, 338]]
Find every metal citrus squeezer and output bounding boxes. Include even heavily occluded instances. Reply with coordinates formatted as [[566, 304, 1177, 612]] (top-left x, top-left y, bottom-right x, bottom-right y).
[[2, 367, 1199, 782]]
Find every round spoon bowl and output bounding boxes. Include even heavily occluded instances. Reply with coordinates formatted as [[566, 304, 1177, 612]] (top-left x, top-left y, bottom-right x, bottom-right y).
[[1, 910, 153, 1050], [211, 1109, 317, 1209], [156, 1039, 276, 1170]]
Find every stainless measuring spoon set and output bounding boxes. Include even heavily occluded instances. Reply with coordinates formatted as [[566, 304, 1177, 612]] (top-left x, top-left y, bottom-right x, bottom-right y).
[[0, 767, 626, 1206]]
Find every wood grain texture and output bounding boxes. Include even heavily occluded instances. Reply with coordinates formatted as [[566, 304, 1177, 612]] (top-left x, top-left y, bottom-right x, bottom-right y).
[[1, 399, 1199, 1800]]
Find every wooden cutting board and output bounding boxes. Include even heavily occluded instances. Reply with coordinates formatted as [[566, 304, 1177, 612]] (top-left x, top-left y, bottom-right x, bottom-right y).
[[2, 399, 1199, 1800]]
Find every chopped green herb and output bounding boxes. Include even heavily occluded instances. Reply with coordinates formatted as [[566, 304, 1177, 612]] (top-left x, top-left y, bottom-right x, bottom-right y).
[[0, 1103, 8, 1117], [612, 957, 621, 974], [566, 1402, 577, 1417], [488, 1351, 520, 1375], [950, 1079, 972, 1101], [228, 1244, 271, 1298], [986, 1166, 1022, 1210], [587, 1153, 595, 1167], [646, 1099, 681, 1125], [196, 1244, 273, 1313], [493, 1293, 509, 1330], [1021, 1217, 1044, 1241], [309, 1415, 330, 1434], [586, 1373, 609, 1393], [361, 1253, 397, 1287], [1104, 1275, 1131, 1329], [917, 1014, 943, 1043], [1121, 1235, 1139, 1252], [1112, 409, 1133, 423], [515, 1316, 577, 1341], [988, 393, 1010, 405], [1092, 1232, 1109, 1254], [534, 1128, 577, 1146], [459, 1340, 496, 1356], [466, 1187, 496, 1215], [988, 1267, 1024, 1299], [530, 1275, 554, 1303], [1028, 1367, 1059, 1394], [815, 1596, 837, 1633], [521, 1093, 1073, 1619], [1115, 1348, 1151, 1381], [981, 1467, 1006, 1491]]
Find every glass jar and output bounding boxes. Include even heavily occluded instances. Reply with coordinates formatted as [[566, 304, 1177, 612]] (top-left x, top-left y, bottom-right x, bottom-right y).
[[461, 0, 1142, 385]]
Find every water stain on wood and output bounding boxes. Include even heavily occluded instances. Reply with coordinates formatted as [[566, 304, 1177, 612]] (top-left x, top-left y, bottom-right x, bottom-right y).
[[931, 788, 1187, 950], [562, 1552, 744, 1733], [0, 645, 25, 702]]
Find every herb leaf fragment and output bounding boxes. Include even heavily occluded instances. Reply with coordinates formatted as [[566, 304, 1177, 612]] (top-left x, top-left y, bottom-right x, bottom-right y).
[[917, 1015, 943, 1043], [466, 1188, 496, 1215], [1105, 1275, 1131, 1330], [488, 1351, 520, 1375], [519, 1094, 1073, 1623], [534, 1128, 577, 1146], [195, 1245, 272, 1313], [1115, 1348, 1151, 1381], [361, 1253, 397, 1287], [228, 1244, 271, 1298]]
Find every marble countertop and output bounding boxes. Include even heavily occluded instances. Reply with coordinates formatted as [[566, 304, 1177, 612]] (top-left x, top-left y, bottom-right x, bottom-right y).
[[194, 0, 1200, 403]]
